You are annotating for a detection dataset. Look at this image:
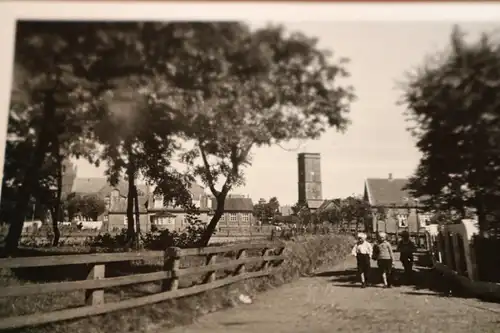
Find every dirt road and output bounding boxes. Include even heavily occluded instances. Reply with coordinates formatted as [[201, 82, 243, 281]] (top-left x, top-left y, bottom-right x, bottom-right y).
[[160, 256, 500, 333]]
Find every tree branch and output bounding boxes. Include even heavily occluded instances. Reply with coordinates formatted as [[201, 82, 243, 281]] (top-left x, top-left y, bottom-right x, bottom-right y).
[[199, 143, 220, 197]]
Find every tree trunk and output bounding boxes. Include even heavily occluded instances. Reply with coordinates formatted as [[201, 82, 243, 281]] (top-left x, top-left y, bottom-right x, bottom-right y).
[[126, 171, 136, 244], [4, 92, 55, 256], [52, 139, 63, 247], [199, 192, 228, 247], [133, 184, 141, 248], [125, 143, 136, 245]]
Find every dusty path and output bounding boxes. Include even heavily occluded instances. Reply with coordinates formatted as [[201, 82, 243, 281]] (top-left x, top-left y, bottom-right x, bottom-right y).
[[161, 256, 500, 333]]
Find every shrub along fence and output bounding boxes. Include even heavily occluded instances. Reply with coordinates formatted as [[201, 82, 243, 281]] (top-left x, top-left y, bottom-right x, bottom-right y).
[[0, 241, 286, 331]]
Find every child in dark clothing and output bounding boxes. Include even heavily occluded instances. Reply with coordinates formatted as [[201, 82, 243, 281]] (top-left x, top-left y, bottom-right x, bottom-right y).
[[397, 230, 417, 284]]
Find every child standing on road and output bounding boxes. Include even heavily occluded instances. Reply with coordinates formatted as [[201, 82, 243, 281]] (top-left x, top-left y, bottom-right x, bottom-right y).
[[372, 232, 394, 288], [351, 232, 372, 288], [397, 230, 417, 284]]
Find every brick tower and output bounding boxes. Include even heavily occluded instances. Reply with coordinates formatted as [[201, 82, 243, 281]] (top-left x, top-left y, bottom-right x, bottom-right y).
[[297, 153, 323, 211]]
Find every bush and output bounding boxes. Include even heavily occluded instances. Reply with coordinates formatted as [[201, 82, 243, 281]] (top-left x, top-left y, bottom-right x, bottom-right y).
[[87, 214, 207, 250]]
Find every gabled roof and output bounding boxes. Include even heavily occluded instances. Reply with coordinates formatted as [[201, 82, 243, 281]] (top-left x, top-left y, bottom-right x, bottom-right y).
[[364, 178, 413, 206], [316, 199, 341, 214], [147, 181, 207, 209], [211, 197, 253, 212], [71, 177, 149, 198], [108, 195, 149, 213]]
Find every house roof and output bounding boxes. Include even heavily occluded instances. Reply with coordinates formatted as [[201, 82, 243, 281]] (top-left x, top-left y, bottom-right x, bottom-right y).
[[71, 177, 108, 194], [71, 177, 149, 199], [189, 182, 205, 201], [210, 197, 253, 212], [108, 195, 149, 213], [364, 178, 417, 206], [316, 199, 341, 214]]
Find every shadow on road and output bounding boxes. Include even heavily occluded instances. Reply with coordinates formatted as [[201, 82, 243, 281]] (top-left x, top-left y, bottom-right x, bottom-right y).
[[314, 269, 358, 278], [401, 291, 444, 297]]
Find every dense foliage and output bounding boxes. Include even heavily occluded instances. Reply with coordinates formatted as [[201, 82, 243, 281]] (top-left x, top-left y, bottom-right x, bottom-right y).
[[2, 21, 354, 253], [401, 26, 500, 234]]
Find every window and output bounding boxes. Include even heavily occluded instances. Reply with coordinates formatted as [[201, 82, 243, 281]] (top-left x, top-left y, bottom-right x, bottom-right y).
[[397, 214, 408, 228], [155, 216, 175, 225], [230, 213, 237, 222], [123, 216, 128, 226], [242, 214, 250, 222]]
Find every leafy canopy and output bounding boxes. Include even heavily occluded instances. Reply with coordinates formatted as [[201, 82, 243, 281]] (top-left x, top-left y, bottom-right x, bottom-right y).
[[401, 26, 500, 231]]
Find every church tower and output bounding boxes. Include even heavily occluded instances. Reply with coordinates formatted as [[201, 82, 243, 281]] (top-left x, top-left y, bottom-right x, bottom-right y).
[[297, 153, 323, 211]]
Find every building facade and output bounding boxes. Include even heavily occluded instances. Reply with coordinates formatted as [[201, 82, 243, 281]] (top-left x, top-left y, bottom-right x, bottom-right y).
[[70, 177, 151, 232], [212, 195, 254, 230], [363, 173, 432, 234], [297, 153, 323, 211], [147, 182, 211, 231]]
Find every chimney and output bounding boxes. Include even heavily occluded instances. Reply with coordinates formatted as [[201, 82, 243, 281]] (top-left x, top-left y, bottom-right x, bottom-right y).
[[388, 173, 393, 181]]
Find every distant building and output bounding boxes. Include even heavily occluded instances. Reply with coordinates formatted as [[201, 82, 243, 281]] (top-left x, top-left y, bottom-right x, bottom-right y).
[[279, 205, 293, 216], [211, 195, 254, 229], [297, 153, 323, 212], [363, 173, 432, 234], [70, 177, 150, 232], [147, 182, 211, 231]]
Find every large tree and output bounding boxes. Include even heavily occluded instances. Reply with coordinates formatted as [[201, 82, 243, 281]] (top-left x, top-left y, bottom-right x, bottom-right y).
[[145, 23, 355, 246], [253, 196, 281, 224], [401, 26, 500, 234], [65, 194, 106, 222], [2, 21, 148, 254]]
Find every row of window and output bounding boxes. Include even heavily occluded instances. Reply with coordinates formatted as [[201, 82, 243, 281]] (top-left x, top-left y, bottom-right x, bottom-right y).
[[395, 214, 432, 228], [220, 213, 250, 222]]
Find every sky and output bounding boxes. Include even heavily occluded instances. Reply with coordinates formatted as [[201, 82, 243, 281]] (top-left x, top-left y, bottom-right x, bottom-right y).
[[25, 21, 500, 206]]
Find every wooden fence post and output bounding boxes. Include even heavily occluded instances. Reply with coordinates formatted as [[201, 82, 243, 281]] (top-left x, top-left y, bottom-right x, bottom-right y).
[[163, 247, 181, 291], [203, 254, 217, 283], [85, 264, 105, 305], [260, 248, 271, 271], [234, 249, 247, 275]]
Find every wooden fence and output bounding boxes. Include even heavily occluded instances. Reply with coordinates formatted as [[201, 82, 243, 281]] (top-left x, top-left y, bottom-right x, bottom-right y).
[[0, 241, 286, 330]]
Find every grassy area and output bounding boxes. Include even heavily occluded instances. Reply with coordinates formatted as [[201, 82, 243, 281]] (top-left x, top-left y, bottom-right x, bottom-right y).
[[0, 234, 354, 333]]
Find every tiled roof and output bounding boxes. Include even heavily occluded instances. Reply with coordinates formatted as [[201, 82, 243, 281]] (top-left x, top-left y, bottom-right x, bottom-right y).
[[189, 182, 205, 201], [316, 199, 341, 214], [210, 197, 253, 212], [71, 177, 149, 198], [364, 178, 414, 206], [108, 196, 149, 213]]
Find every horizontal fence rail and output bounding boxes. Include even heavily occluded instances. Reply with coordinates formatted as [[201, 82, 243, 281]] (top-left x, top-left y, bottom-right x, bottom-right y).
[[0, 241, 286, 330]]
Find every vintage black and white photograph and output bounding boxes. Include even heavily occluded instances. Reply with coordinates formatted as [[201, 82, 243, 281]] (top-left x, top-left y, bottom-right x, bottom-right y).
[[1, 3, 500, 333]]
